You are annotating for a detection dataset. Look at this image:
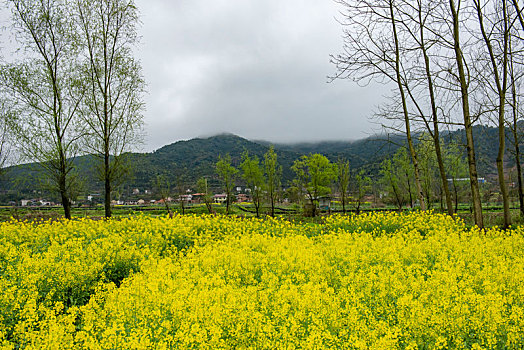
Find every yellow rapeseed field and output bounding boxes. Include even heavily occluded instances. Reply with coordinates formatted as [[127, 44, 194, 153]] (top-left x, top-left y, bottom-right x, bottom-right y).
[[0, 212, 523, 349]]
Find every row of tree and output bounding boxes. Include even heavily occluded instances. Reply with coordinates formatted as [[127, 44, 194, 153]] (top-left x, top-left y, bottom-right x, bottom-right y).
[[331, 0, 524, 228], [214, 147, 282, 217], [208, 147, 372, 218], [0, 0, 144, 219], [380, 137, 469, 211]]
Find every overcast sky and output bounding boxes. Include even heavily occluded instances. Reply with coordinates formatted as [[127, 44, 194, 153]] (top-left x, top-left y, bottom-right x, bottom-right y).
[[1, 0, 388, 152]]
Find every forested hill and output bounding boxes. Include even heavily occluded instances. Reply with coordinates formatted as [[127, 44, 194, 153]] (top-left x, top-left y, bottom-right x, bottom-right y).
[[100, 132, 410, 190], [129, 133, 402, 189], [0, 125, 520, 198], [0, 133, 396, 196], [129, 133, 300, 190]]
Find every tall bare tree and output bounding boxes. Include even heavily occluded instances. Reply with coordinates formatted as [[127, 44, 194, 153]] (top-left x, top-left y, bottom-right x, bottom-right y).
[[508, 31, 524, 217], [395, 0, 455, 215], [2, 0, 84, 219], [75, 0, 144, 218], [331, 0, 427, 210], [473, 0, 511, 227], [447, 0, 484, 228]]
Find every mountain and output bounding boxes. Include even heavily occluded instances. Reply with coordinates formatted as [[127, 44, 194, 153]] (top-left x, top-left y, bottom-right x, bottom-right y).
[[0, 125, 520, 202], [130, 133, 300, 190]]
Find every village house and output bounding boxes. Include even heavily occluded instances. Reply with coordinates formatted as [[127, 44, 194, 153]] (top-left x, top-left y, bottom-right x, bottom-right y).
[[179, 194, 192, 203], [191, 193, 205, 204], [213, 194, 227, 204], [236, 193, 249, 203]]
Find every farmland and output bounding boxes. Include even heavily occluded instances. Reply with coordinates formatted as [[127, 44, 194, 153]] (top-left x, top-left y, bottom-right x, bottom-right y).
[[1, 211, 523, 349]]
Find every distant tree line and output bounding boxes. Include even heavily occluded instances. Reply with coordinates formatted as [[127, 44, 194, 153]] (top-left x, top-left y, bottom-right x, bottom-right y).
[[331, 0, 524, 228], [177, 147, 373, 218]]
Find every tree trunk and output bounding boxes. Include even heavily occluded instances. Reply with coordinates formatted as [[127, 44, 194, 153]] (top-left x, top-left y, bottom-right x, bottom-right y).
[[453, 180, 459, 213], [406, 171, 413, 208], [391, 180, 403, 212], [511, 62, 524, 217], [57, 139, 72, 219], [309, 196, 316, 217], [450, 0, 483, 228], [59, 172, 71, 219], [166, 203, 173, 218], [497, 120, 511, 228], [61, 190, 71, 219], [104, 153, 112, 218], [255, 196, 260, 218]]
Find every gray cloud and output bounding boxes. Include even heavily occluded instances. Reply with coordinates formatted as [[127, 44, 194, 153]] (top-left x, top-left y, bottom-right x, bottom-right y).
[[136, 0, 388, 151], [0, 1, 389, 152]]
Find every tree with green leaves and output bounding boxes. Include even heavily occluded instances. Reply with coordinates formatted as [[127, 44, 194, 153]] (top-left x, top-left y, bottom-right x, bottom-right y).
[[75, 0, 145, 218], [444, 142, 469, 213], [240, 150, 265, 218], [380, 158, 405, 211], [292, 154, 337, 217], [154, 173, 173, 218], [196, 177, 214, 214], [380, 147, 415, 211], [175, 173, 188, 215], [2, 0, 84, 219], [395, 147, 416, 208], [416, 135, 439, 209], [336, 158, 350, 213], [264, 146, 282, 217], [350, 169, 372, 214], [216, 154, 238, 215]]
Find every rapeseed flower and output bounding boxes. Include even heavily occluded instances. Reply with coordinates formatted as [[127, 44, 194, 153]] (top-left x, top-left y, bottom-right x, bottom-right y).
[[0, 212, 522, 348]]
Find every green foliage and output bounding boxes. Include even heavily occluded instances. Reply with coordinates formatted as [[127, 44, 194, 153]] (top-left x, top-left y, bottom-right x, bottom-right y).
[[264, 146, 282, 216], [292, 154, 337, 214], [0, 126, 518, 205], [416, 135, 439, 208], [153, 173, 171, 198], [351, 169, 372, 212], [380, 147, 414, 209], [444, 141, 470, 212], [216, 154, 238, 215], [196, 177, 214, 214], [337, 158, 351, 212], [240, 151, 265, 217]]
